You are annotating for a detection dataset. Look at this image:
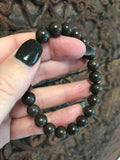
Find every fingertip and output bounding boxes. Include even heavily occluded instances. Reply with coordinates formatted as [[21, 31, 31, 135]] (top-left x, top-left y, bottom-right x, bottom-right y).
[[0, 32, 36, 63], [48, 35, 86, 60], [48, 104, 83, 126]]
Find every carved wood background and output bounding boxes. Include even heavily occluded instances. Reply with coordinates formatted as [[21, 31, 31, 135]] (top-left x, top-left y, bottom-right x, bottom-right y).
[[0, 0, 120, 160]]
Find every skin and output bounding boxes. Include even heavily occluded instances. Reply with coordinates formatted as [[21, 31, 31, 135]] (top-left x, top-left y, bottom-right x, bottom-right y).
[[0, 33, 91, 148]]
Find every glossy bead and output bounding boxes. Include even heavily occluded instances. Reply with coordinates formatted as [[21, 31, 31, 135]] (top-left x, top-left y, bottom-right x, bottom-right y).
[[72, 29, 82, 39], [36, 28, 50, 43], [49, 22, 62, 37], [91, 83, 103, 95], [22, 92, 35, 106], [76, 115, 88, 127], [62, 22, 72, 36], [55, 126, 67, 138], [87, 59, 99, 71], [84, 43, 96, 60], [27, 104, 40, 117], [89, 71, 101, 83], [83, 106, 95, 117], [35, 114, 47, 127], [67, 123, 79, 135], [88, 95, 100, 106], [81, 38, 89, 44], [43, 123, 56, 136]]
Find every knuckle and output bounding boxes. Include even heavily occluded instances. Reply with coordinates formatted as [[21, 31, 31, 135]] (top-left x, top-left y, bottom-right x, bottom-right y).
[[0, 75, 15, 97]]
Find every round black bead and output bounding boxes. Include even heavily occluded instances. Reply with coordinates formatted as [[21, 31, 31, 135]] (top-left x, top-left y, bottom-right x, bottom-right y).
[[62, 22, 72, 36], [89, 71, 101, 83], [67, 123, 79, 135], [43, 123, 56, 136], [35, 114, 47, 127], [36, 28, 50, 43], [84, 43, 96, 60], [55, 126, 67, 138], [71, 29, 82, 39], [87, 59, 99, 71], [22, 92, 35, 106], [81, 37, 90, 44], [83, 106, 95, 117], [76, 115, 88, 127], [49, 22, 62, 37], [27, 104, 40, 117], [91, 83, 103, 95], [88, 95, 100, 106]]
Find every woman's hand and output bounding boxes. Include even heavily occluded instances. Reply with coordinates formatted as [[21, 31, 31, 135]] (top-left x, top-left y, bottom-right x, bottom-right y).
[[0, 32, 90, 148]]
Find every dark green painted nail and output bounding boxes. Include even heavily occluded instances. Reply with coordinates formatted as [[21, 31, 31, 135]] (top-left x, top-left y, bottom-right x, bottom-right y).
[[15, 39, 43, 66]]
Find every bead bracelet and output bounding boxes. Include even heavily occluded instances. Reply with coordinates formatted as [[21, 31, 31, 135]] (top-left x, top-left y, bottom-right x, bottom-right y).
[[22, 22, 102, 138]]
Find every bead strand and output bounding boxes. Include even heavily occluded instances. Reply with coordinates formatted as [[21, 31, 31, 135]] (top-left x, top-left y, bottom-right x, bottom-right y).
[[21, 21, 102, 138]]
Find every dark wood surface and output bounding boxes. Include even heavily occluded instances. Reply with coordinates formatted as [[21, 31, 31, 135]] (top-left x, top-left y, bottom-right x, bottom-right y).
[[0, 0, 120, 160]]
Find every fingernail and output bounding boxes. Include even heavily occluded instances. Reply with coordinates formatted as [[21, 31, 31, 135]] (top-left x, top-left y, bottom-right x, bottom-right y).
[[84, 43, 96, 60], [15, 39, 43, 66]]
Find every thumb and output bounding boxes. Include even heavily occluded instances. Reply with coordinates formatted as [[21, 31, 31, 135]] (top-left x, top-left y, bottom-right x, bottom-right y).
[[0, 39, 42, 124]]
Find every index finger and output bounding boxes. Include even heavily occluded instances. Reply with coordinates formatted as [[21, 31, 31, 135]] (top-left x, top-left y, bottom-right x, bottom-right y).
[[0, 32, 86, 63]]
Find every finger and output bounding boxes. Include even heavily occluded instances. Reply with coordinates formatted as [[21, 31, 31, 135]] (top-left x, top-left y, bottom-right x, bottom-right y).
[[33, 57, 87, 84], [0, 33, 35, 63], [0, 39, 42, 124], [0, 33, 86, 63], [10, 80, 91, 118], [10, 104, 83, 140]]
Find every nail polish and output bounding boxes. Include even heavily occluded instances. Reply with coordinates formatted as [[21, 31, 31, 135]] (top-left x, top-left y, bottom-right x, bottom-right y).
[[15, 39, 43, 66]]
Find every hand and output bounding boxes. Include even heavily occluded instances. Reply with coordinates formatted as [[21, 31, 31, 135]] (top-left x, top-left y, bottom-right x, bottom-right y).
[[0, 32, 90, 148]]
